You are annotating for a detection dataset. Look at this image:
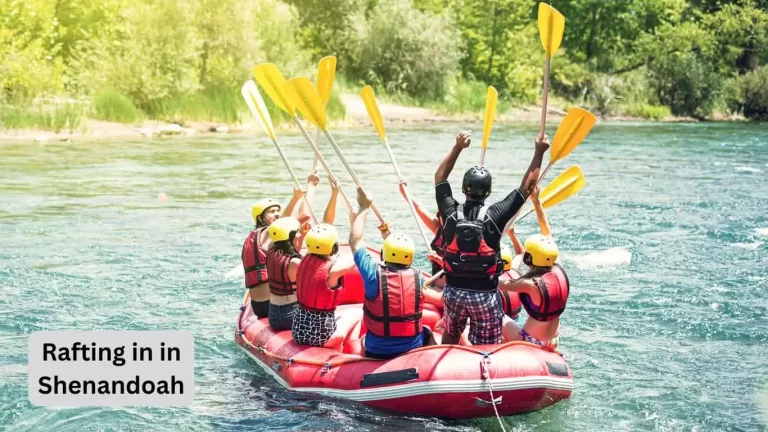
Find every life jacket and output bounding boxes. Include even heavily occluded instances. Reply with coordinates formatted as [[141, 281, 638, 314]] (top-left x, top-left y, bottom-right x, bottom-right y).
[[296, 254, 343, 312], [519, 263, 570, 322], [430, 220, 445, 257], [442, 204, 502, 287], [499, 269, 522, 320], [242, 227, 268, 288], [266, 248, 301, 296], [363, 264, 423, 338]]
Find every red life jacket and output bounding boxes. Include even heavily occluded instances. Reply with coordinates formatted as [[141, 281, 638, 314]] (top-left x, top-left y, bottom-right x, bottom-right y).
[[499, 269, 522, 319], [266, 248, 300, 296], [296, 254, 343, 312], [519, 263, 570, 321], [242, 227, 268, 288], [442, 205, 502, 289], [363, 264, 423, 338]]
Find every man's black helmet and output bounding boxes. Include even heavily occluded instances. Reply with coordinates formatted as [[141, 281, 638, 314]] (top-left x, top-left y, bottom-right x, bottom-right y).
[[462, 166, 492, 201]]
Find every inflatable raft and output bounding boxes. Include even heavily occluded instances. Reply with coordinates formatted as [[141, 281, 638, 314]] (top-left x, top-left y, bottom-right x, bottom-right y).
[[235, 244, 573, 419]]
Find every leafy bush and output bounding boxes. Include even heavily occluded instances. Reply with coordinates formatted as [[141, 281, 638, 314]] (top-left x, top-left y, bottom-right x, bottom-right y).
[[344, 0, 462, 99], [621, 103, 671, 120], [648, 52, 721, 118], [729, 66, 768, 120]]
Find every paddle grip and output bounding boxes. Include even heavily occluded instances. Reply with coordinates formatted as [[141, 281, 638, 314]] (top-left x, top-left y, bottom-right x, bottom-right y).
[[539, 58, 551, 141]]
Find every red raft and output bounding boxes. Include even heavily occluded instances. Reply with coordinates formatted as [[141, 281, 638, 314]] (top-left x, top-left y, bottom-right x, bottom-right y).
[[234, 244, 573, 419]]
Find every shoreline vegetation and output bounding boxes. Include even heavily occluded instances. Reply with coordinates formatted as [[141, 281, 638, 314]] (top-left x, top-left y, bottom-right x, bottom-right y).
[[2, 0, 767, 142]]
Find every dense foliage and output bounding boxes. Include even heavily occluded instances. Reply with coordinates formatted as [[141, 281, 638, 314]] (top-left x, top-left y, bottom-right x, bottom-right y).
[[1, 0, 767, 130]]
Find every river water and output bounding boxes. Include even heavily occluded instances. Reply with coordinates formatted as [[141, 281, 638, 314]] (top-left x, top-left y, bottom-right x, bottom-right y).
[[1, 122, 767, 431]]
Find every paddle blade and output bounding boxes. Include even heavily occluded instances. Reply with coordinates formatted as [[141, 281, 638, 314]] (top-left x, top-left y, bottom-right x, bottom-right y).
[[538, 3, 565, 57], [252, 64, 295, 115], [316, 56, 337, 107], [241, 80, 275, 140], [481, 86, 498, 150], [539, 165, 585, 209], [550, 107, 597, 164], [360, 85, 386, 141], [284, 77, 328, 130]]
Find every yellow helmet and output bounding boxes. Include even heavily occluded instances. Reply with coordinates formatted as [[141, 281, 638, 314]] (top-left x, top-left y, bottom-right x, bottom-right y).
[[252, 198, 281, 222], [382, 234, 415, 266], [500, 245, 513, 271], [268, 217, 300, 242], [305, 224, 338, 255], [524, 235, 559, 267]]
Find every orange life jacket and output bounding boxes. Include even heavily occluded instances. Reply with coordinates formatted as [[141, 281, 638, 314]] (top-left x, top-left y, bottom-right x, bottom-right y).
[[363, 264, 423, 338]]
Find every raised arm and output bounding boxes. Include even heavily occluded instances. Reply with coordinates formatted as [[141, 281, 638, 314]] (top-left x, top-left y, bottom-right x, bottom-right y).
[[323, 177, 340, 225], [530, 186, 552, 237], [435, 131, 471, 184], [519, 135, 550, 200], [399, 181, 438, 234], [349, 187, 373, 253], [293, 220, 311, 252], [282, 187, 304, 217], [298, 170, 320, 220], [507, 224, 525, 255]]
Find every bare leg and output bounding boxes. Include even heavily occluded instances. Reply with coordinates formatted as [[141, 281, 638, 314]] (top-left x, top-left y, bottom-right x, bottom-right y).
[[502, 317, 523, 342]]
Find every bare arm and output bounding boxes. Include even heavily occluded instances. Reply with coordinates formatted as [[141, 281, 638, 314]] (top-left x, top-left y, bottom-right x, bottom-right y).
[[293, 221, 311, 252], [507, 225, 525, 255], [399, 181, 438, 234], [499, 277, 538, 297], [435, 131, 471, 184], [328, 256, 356, 287], [282, 187, 303, 217], [519, 135, 550, 200], [288, 258, 301, 283], [323, 178, 340, 224], [298, 170, 320, 220], [530, 187, 552, 237], [349, 187, 372, 253]]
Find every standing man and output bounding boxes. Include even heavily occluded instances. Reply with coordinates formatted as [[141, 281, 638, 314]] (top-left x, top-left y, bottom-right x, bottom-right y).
[[435, 131, 550, 345]]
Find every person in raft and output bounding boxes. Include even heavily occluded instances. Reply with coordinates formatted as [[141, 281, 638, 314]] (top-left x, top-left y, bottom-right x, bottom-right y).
[[499, 186, 569, 347], [435, 130, 549, 345], [265, 216, 311, 331], [292, 223, 359, 348], [499, 245, 523, 324], [349, 187, 435, 359], [397, 181, 446, 290], [242, 172, 316, 319]]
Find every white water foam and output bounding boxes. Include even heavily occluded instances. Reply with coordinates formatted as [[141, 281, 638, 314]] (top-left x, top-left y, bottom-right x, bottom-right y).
[[733, 242, 764, 250], [224, 263, 244, 281], [755, 228, 768, 237], [735, 166, 762, 173], [567, 247, 632, 271]]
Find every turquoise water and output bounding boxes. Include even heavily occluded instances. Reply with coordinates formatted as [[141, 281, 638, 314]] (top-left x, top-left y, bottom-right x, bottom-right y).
[[1, 122, 767, 431]]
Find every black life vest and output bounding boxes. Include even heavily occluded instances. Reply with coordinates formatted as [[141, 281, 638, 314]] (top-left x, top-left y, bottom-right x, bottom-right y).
[[442, 204, 502, 289]]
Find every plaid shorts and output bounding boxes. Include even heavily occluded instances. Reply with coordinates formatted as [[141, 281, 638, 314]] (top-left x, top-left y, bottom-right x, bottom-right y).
[[443, 285, 504, 345]]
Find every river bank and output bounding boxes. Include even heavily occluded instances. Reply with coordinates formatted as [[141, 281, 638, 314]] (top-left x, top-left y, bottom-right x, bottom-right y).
[[0, 93, 740, 143]]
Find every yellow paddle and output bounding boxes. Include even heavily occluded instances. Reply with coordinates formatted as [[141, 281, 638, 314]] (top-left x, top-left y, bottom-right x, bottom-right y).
[[480, 86, 498, 167], [360, 85, 431, 251], [313, 56, 337, 172], [540, 107, 597, 180], [251, 63, 354, 214], [283, 77, 386, 225], [515, 165, 585, 221], [537, 2, 565, 141], [240, 80, 318, 223]]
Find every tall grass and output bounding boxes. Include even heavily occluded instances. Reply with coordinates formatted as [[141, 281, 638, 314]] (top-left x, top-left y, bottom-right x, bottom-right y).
[[0, 102, 85, 132], [143, 86, 243, 123], [92, 89, 143, 123], [621, 103, 671, 120]]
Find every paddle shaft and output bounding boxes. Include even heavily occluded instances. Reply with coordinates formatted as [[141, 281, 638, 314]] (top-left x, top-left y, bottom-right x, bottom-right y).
[[381, 137, 431, 250], [270, 136, 319, 224], [425, 269, 444, 286], [322, 129, 385, 224], [312, 128, 321, 170], [480, 148, 487, 167], [292, 117, 354, 213], [539, 57, 552, 141]]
